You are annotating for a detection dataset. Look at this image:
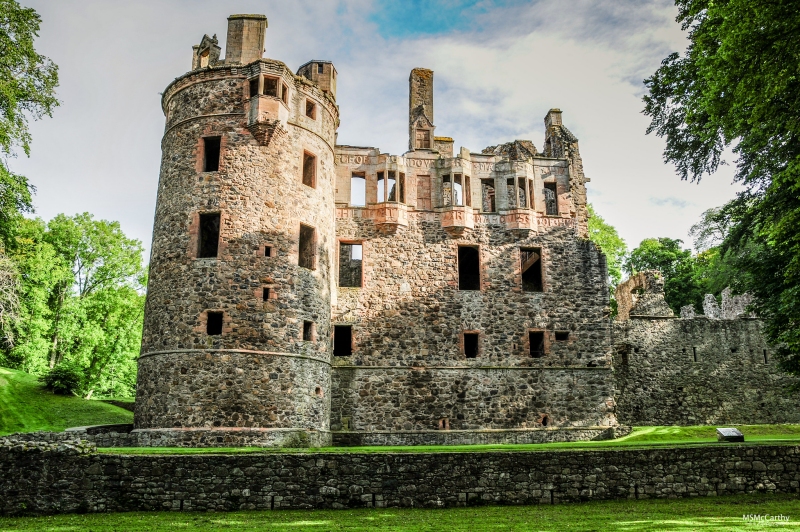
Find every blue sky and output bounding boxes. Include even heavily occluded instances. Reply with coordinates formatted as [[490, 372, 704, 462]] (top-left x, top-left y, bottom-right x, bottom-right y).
[[14, 0, 743, 260]]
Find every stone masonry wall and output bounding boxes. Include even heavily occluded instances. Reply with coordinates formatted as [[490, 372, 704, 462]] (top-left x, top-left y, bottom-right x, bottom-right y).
[[135, 58, 339, 436], [2, 438, 798, 516], [613, 316, 800, 426]]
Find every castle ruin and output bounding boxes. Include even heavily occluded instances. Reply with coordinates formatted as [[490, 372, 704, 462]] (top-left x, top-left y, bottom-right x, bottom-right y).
[[133, 15, 800, 447]]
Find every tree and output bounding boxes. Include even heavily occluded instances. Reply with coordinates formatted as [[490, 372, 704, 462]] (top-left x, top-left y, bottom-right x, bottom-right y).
[[2, 214, 145, 397], [643, 0, 800, 381], [0, 0, 59, 244], [625, 237, 703, 314], [587, 204, 627, 288]]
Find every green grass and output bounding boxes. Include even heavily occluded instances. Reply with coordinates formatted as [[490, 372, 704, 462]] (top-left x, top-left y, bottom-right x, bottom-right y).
[[0, 367, 133, 435], [0, 494, 798, 531], [101, 424, 800, 455]]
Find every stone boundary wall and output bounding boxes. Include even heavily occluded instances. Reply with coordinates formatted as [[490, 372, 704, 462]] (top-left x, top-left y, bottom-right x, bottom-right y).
[[2, 437, 798, 516]]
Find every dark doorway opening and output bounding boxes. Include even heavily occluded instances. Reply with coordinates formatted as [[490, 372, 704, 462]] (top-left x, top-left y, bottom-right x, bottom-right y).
[[333, 325, 352, 357]]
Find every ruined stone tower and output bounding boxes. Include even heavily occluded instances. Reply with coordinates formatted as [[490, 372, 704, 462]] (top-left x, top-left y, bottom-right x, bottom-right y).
[[134, 14, 339, 446]]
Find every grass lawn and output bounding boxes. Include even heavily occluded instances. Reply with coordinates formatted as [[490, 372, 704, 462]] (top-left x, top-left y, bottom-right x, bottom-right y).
[[100, 424, 800, 455], [0, 494, 798, 531], [0, 367, 133, 435]]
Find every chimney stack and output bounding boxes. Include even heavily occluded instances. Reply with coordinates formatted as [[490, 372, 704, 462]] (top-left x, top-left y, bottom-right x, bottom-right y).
[[224, 14, 267, 65]]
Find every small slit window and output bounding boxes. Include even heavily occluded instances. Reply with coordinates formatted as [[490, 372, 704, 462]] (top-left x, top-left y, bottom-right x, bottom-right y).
[[333, 325, 352, 357], [521, 248, 543, 292], [206, 312, 223, 336], [298, 224, 316, 270], [464, 332, 479, 358], [198, 213, 220, 258], [262, 287, 271, 301], [458, 246, 480, 291], [305, 99, 317, 119], [350, 173, 366, 206], [264, 245, 273, 257], [302, 152, 316, 188], [529, 331, 545, 358], [281, 84, 289, 105], [317, 63, 324, 74], [339, 243, 362, 288], [203, 137, 221, 172]]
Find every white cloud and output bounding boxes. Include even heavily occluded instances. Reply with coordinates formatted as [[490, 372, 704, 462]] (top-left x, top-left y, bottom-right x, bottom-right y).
[[14, 0, 743, 257]]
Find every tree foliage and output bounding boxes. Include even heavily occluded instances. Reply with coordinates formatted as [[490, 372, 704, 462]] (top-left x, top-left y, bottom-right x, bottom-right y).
[[0, 0, 59, 244], [625, 237, 704, 314], [643, 0, 800, 381], [1, 214, 145, 397], [587, 204, 627, 288]]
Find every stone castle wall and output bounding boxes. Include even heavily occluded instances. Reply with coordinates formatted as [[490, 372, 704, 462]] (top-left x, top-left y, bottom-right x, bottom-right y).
[[613, 316, 800, 426], [3, 438, 799, 515]]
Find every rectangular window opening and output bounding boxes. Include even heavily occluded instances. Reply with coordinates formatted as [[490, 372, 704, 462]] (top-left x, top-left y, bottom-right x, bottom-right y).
[[481, 179, 496, 212], [518, 180, 527, 208], [506, 178, 517, 208], [377, 171, 385, 203], [249, 78, 259, 98], [693, 347, 698, 363], [207, 311, 223, 336], [464, 333, 479, 359], [264, 245, 273, 257], [387, 171, 397, 201], [453, 174, 463, 206], [416, 129, 430, 149], [198, 213, 220, 258], [458, 246, 480, 291], [521, 248, 543, 292], [263, 77, 278, 97], [529, 331, 545, 358], [333, 325, 352, 357], [262, 287, 271, 301], [305, 99, 316, 119], [442, 174, 452, 207], [303, 321, 314, 341], [544, 182, 558, 215], [203, 137, 221, 172], [317, 63, 324, 74], [555, 331, 569, 341], [281, 83, 289, 104], [416, 175, 431, 210], [298, 224, 316, 270], [763, 349, 768, 364], [399, 173, 405, 203], [302, 152, 316, 187], [339, 243, 363, 288], [350, 173, 366, 206]]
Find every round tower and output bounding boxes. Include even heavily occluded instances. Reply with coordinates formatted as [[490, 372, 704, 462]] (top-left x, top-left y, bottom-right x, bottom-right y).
[[133, 14, 339, 447]]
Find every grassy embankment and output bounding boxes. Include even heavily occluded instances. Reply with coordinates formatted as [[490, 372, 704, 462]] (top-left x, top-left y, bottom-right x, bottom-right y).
[[105, 424, 800, 455], [0, 494, 798, 531], [0, 367, 133, 435]]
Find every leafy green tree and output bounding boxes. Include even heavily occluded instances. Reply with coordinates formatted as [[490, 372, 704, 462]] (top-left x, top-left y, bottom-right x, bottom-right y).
[[642, 0, 800, 380], [625, 237, 703, 314], [587, 204, 627, 288], [2, 214, 144, 397], [0, 0, 59, 244]]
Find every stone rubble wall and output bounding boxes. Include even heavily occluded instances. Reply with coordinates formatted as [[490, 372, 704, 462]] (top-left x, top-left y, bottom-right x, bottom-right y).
[[2, 437, 798, 516], [613, 316, 800, 426]]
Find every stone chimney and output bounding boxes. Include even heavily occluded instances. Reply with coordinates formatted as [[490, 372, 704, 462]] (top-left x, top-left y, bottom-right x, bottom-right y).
[[224, 14, 267, 65], [409, 68, 435, 151]]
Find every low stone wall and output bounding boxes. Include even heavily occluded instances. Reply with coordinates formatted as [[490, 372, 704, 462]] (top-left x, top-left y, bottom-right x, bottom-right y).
[[2, 437, 798, 516]]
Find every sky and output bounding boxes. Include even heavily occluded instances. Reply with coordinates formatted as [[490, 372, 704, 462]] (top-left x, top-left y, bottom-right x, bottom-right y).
[[14, 0, 743, 260]]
